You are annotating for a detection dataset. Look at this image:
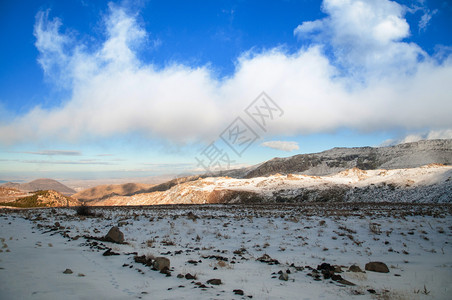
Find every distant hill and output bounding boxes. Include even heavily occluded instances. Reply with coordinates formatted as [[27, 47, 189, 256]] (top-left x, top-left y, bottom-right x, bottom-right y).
[[240, 139, 452, 178], [1, 182, 21, 189], [0, 187, 30, 203], [1, 179, 76, 196], [73, 182, 154, 201], [0, 190, 80, 208]]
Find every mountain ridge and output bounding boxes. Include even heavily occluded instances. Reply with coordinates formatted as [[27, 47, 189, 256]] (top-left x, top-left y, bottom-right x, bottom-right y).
[[237, 139, 452, 178], [1, 178, 76, 196]]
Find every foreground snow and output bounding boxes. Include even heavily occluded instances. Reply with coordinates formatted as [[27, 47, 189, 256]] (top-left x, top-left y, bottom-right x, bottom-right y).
[[0, 203, 451, 299]]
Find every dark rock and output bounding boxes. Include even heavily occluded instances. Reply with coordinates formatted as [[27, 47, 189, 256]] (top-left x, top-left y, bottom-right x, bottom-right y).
[[317, 263, 335, 272], [103, 248, 120, 256], [207, 279, 222, 285], [63, 268, 73, 274], [233, 289, 244, 295], [134, 255, 153, 267], [338, 279, 356, 286], [365, 262, 389, 273], [160, 266, 171, 275], [367, 289, 376, 294], [256, 254, 279, 265], [331, 274, 343, 281], [105, 226, 124, 243], [185, 273, 196, 280]]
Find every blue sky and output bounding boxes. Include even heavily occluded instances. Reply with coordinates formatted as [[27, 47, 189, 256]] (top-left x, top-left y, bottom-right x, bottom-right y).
[[0, 0, 451, 181]]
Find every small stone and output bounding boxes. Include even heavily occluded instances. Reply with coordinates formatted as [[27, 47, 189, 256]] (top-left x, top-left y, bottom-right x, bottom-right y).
[[63, 269, 73, 274], [367, 289, 376, 294], [365, 262, 389, 273], [337, 279, 355, 286], [185, 273, 196, 280], [348, 265, 363, 272], [279, 273, 289, 281], [177, 274, 184, 278], [207, 278, 222, 285], [77, 273, 85, 277], [103, 248, 120, 256], [233, 289, 244, 295]]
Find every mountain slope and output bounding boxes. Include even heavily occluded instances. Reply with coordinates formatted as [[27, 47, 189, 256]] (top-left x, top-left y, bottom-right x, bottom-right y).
[[89, 164, 452, 206], [242, 139, 452, 178], [73, 182, 154, 201], [0, 190, 80, 208], [1, 179, 76, 196]]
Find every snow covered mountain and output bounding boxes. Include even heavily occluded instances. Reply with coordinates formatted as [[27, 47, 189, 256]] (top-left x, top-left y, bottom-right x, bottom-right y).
[[88, 164, 452, 205], [226, 139, 452, 178]]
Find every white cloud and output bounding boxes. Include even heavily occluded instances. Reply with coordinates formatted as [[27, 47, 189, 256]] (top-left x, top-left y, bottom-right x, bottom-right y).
[[24, 150, 81, 156], [0, 1, 451, 147], [261, 141, 300, 152], [381, 129, 452, 145], [294, 0, 425, 78], [418, 9, 437, 31]]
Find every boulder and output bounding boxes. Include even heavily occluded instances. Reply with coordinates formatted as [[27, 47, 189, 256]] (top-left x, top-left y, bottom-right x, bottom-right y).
[[348, 265, 363, 272], [207, 278, 222, 285], [365, 262, 389, 273], [153, 257, 170, 271], [105, 226, 124, 243]]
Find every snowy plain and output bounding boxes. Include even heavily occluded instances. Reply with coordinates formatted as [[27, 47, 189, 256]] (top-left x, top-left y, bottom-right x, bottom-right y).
[[0, 203, 451, 299]]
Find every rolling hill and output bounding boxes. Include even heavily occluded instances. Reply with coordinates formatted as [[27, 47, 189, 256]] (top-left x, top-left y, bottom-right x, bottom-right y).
[[1, 179, 76, 196]]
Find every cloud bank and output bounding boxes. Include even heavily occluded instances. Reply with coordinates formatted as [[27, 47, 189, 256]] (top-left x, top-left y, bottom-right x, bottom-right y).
[[261, 141, 300, 152], [0, 0, 451, 146]]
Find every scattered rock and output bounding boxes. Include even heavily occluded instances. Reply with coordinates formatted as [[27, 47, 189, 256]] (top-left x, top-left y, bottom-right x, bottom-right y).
[[279, 273, 289, 281], [207, 278, 222, 285], [103, 248, 120, 256], [185, 273, 196, 280], [257, 254, 279, 265], [367, 289, 376, 294], [186, 211, 198, 221], [63, 269, 73, 274], [153, 257, 170, 271], [160, 266, 171, 276], [187, 259, 198, 265], [134, 255, 153, 267], [365, 262, 389, 273], [348, 265, 363, 272], [233, 289, 244, 295], [317, 263, 335, 279], [337, 279, 355, 286], [105, 226, 124, 244]]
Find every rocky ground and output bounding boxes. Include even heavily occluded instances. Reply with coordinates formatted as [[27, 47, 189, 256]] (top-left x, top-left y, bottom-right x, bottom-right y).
[[0, 203, 451, 299]]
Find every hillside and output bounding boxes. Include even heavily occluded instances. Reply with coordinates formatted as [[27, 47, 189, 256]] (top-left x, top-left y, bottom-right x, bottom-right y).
[[73, 182, 154, 202], [241, 139, 452, 178], [0, 190, 80, 208], [1, 179, 76, 196], [88, 164, 452, 206], [0, 187, 30, 203]]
